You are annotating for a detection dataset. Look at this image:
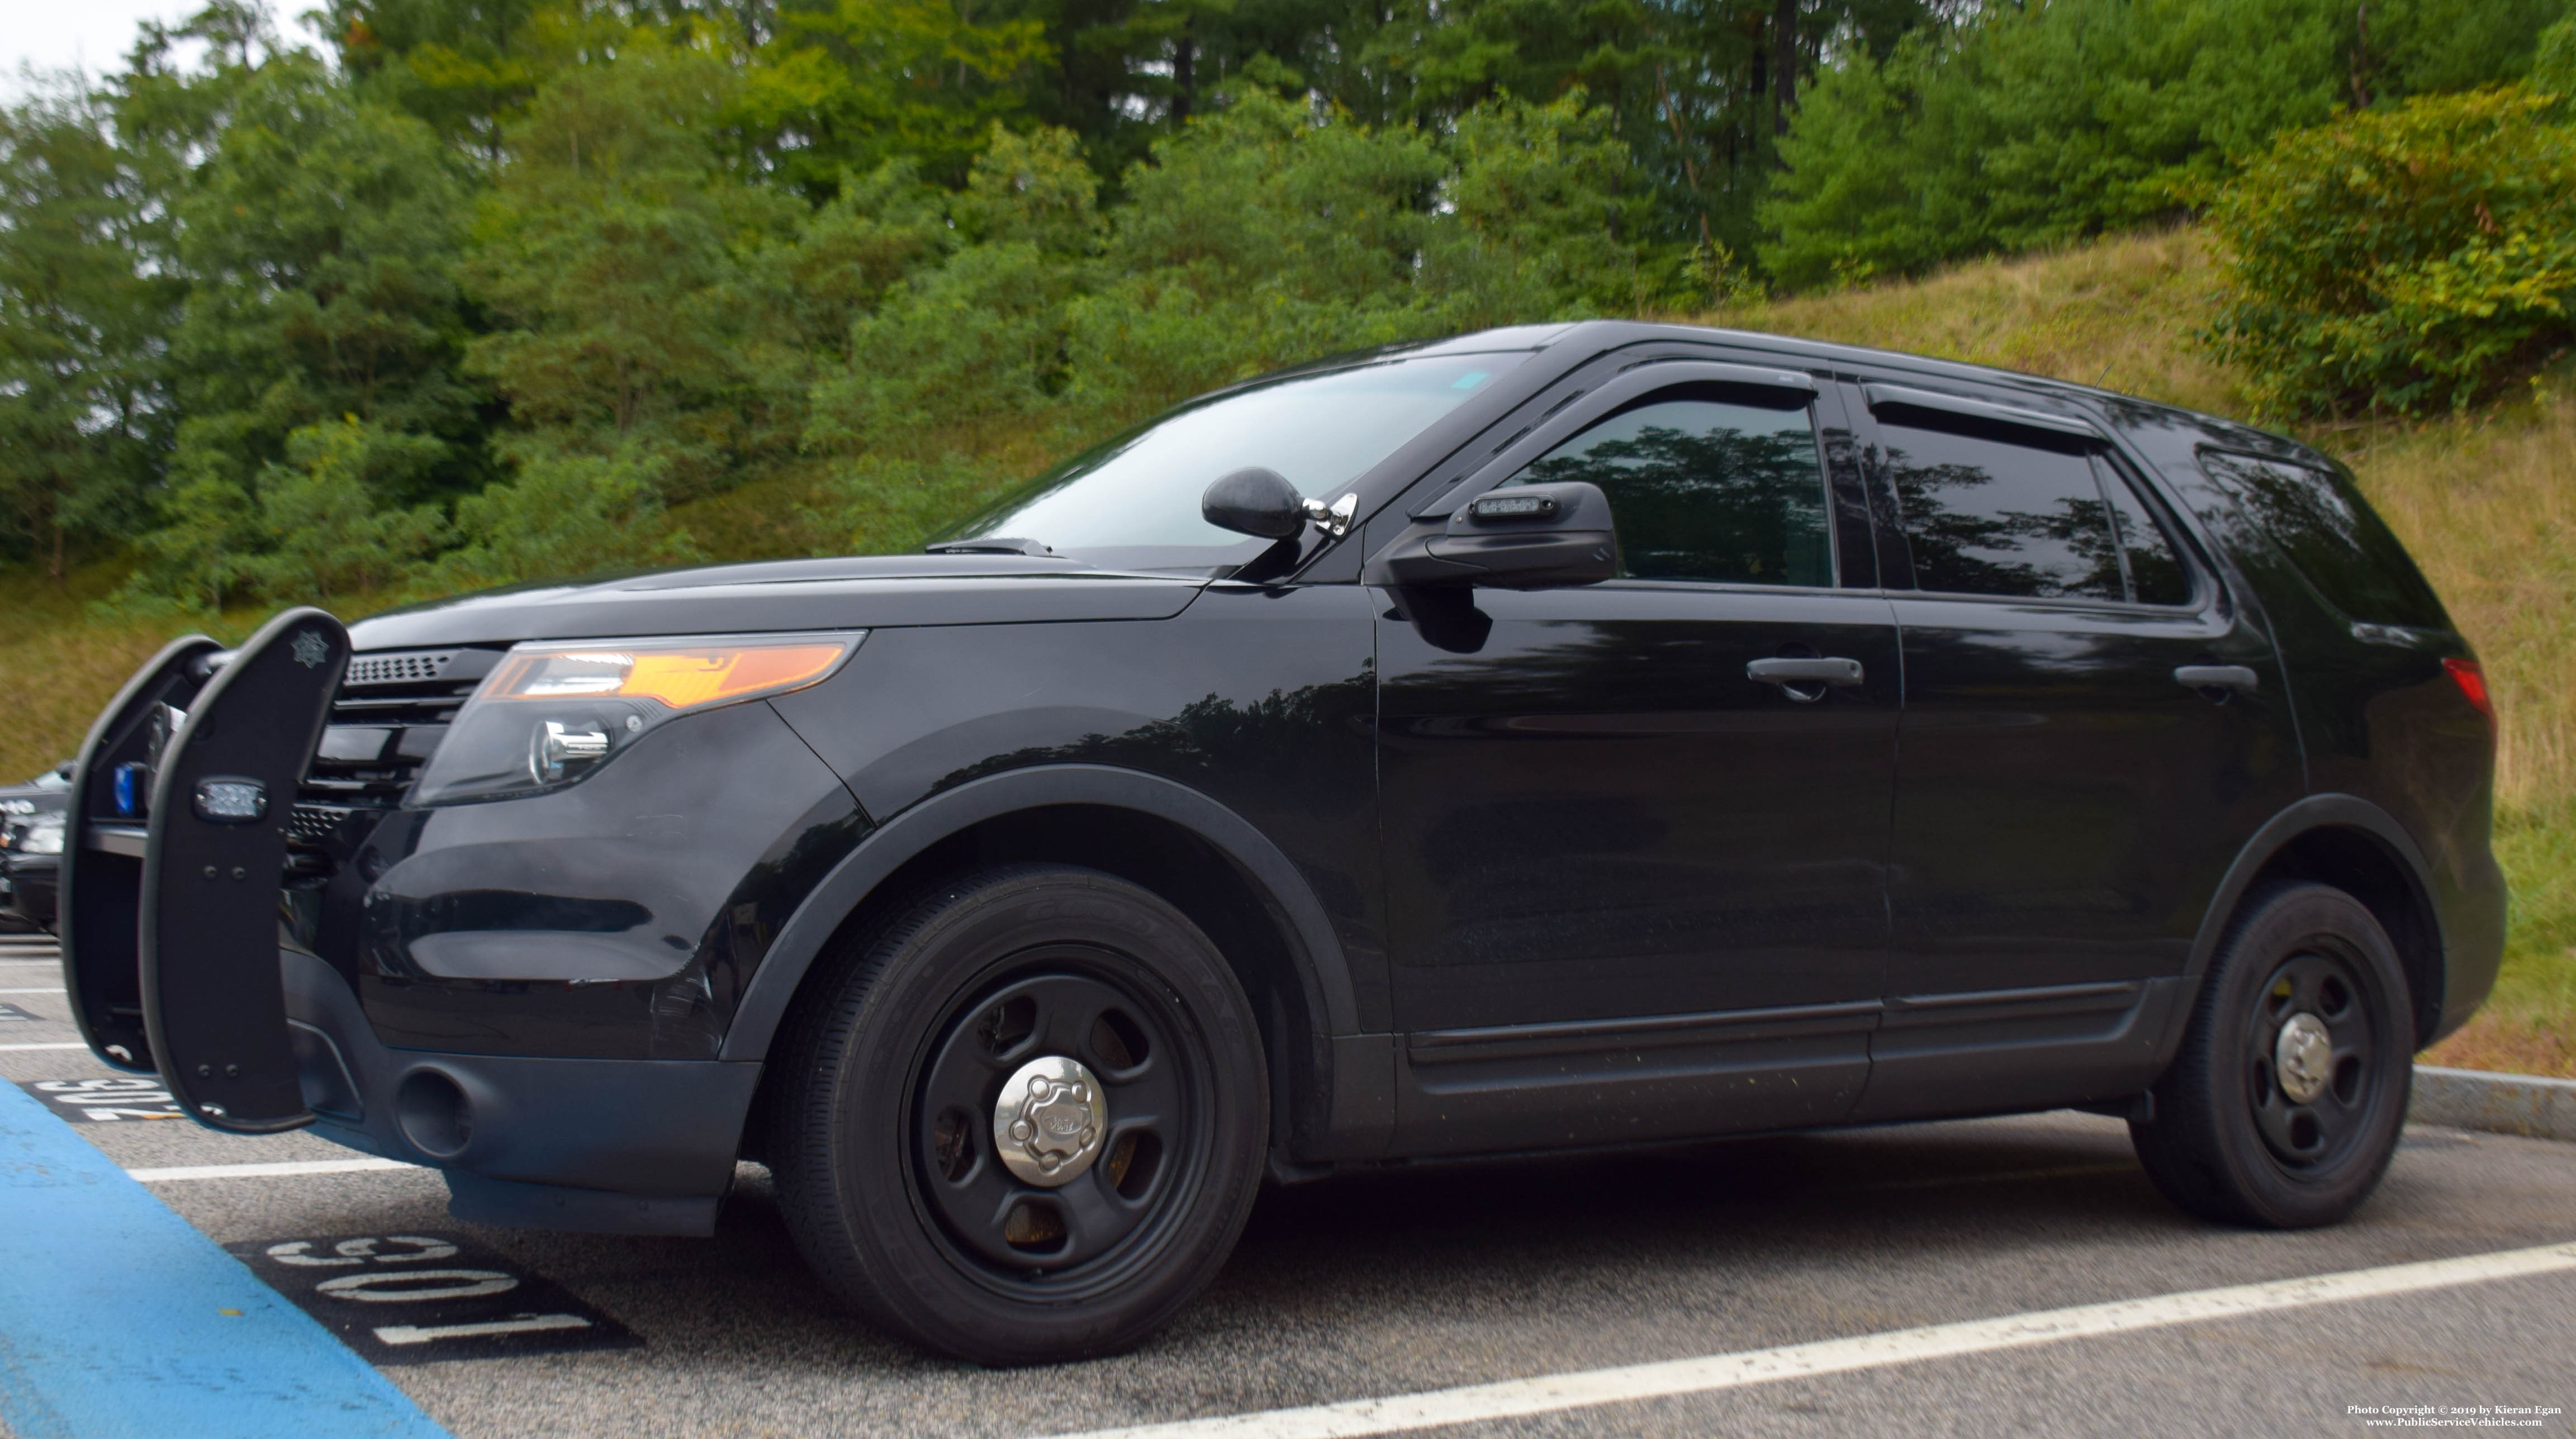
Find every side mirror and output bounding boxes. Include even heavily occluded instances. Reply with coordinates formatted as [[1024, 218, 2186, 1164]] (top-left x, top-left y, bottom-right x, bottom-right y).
[[1366, 481, 1618, 590], [1201, 467, 1307, 540]]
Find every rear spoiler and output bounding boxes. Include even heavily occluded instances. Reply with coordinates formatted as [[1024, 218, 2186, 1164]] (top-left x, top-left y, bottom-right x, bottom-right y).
[[60, 609, 348, 1133]]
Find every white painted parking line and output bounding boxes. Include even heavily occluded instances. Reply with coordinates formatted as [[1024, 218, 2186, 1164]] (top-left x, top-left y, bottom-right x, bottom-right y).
[[0, 1043, 90, 1052], [375, 1314, 595, 1346], [0, 987, 65, 994], [1044, 1240, 2576, 1439], [128, 1159, 419, 1182]]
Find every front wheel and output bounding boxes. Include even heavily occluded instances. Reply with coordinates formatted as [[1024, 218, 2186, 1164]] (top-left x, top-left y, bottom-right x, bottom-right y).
[[2131, 881, 2413, 1228], [772, 864, 1268, 1366]]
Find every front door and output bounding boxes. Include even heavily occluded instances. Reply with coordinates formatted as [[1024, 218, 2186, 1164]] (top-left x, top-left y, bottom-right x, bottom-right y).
[[1377, 372, 1900, 1153], [1853, 384, 2303, 1120]]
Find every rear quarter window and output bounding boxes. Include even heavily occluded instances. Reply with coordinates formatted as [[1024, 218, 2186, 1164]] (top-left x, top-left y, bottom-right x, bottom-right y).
[[2197, 451, 2448, 630]]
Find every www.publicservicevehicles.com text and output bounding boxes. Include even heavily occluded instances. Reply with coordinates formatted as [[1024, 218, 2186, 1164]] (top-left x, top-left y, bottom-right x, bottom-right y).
[[2350, 1405, 2565, 1428]]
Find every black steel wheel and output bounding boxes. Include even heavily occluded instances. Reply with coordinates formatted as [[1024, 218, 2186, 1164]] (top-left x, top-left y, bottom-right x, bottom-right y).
[[772, 864, 1267, 1366], [2240, 946, 2385, 1169], [2132, 882, 2412, 1228]]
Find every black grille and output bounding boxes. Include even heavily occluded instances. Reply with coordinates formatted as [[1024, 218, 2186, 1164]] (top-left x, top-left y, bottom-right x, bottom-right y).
[[293, 648, 504, 833]]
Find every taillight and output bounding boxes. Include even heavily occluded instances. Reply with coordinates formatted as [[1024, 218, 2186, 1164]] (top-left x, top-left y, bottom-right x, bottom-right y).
[[2442, 657, 2493, 724]]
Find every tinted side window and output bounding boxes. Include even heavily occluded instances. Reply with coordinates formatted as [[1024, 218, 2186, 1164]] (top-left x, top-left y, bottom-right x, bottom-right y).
[[1882, 421, 2123, 600], [2095, 458, 2192, 606], [2199, 453, 2447, 628], [1504, 391, 1832, 586]]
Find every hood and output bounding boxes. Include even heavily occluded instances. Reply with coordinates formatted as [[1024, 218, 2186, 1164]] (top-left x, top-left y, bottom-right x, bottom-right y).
[[0, 783, 65, 819], [346, 554, 1207, 652]]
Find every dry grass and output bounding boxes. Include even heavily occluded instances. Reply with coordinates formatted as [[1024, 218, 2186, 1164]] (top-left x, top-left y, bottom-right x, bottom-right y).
[[1704, 228, 2242, 416], [2335, 388, 2576, 815]]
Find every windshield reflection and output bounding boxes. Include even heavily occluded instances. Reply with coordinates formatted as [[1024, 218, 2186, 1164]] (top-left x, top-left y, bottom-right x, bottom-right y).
[[941, 353, 1524, 571]]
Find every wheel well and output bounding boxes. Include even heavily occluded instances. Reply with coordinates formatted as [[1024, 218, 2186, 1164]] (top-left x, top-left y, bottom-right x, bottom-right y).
[[2245, 825, 2444, 1047], [747, 803, 1329, 1162]]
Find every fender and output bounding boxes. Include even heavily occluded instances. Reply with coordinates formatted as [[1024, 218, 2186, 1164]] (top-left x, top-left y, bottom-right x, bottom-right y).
[[719, 763, 1361, 1063], [2150, 792, 2441, 1067]]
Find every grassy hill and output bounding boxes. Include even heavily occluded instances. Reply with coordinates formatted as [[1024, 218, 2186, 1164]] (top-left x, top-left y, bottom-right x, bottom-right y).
[[3, 227, 2566, 1072]]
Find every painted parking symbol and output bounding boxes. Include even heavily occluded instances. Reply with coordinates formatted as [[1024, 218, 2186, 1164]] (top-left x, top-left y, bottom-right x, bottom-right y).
[[230, 1232, 640, 1365], [16, 1077, 184, 1123]]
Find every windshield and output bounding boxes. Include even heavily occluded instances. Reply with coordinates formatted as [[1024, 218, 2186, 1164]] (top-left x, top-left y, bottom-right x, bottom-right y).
[[937, 353, 1525, 572]]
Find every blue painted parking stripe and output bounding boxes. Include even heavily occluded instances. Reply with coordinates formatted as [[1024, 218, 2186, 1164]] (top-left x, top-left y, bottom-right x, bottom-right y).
[[0, 1081, 450, 1439]]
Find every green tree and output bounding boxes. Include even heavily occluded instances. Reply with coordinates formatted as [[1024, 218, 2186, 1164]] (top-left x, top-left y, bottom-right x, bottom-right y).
[[464, 38, 802, 494], [417, 444, 696, 590], [1761, 0, 2576, 292], [164, 51, 486, 503], [738, 0, 1056, 193], [238, 417, 450, 602], [0, 84, 175, 581]]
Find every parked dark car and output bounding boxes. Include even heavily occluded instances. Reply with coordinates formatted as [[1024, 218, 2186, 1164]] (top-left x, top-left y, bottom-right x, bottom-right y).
[[59, 321, 2500, 1366], [0, 762, 72, 933]]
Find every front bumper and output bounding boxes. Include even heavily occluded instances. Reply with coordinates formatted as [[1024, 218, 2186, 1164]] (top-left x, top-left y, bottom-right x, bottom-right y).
[[284, 946, 759, 1234], [4, 854, 58, 930], [61, 612, 858, 1235]]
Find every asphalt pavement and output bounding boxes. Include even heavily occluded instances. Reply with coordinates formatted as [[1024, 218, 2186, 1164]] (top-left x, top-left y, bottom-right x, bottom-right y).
[[4, 933, 2570, 1439]]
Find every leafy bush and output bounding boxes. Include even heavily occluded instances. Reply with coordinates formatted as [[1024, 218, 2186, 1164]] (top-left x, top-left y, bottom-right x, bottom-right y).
[[2204, 87, 2576, 417]]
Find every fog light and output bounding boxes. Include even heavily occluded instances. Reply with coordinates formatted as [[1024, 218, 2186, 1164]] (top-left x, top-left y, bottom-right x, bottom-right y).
[[530, 720, 611, 785]]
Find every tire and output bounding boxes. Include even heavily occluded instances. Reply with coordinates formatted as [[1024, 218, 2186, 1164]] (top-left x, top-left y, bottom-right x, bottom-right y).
[[771, 863, 1268, 1366], [2131, 881, 2413, 1229]]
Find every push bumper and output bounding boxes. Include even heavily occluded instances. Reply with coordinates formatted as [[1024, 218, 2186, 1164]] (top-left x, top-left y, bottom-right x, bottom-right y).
[[65, 609, 765, 1237], [283, 948, 756, 1236]]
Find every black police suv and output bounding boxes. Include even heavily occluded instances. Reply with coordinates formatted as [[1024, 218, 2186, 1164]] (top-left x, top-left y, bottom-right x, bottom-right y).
[[1, 763, 72, 933], [58, 321, 2501, 1366]]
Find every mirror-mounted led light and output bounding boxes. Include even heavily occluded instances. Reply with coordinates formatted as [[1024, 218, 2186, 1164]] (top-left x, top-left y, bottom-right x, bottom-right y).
[[413, 631, 864, 806], [193, 777, 268, 824], [1470, 492, 1559, 521]]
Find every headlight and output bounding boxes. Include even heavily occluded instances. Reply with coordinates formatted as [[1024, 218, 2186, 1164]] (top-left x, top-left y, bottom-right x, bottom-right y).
[[19, 813, 65, 856], [411, 632, 861, 805]]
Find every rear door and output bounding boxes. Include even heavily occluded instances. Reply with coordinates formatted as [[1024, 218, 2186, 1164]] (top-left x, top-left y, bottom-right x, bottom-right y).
[[1375, 359, 1900, 1152], [1852, 383, 2303, 1120]]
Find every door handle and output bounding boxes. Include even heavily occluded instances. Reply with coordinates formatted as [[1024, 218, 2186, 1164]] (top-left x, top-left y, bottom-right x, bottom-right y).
[[2174, 664, 2259, 695], [1747, 657, 1865, 688]]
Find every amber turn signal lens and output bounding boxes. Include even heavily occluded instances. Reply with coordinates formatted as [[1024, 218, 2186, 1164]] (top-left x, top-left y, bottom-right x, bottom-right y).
[[487, 638, 853, 713]]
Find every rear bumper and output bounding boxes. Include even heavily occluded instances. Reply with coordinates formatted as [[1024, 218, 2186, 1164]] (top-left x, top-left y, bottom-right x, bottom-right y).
[[282, 947, 760, 1235]]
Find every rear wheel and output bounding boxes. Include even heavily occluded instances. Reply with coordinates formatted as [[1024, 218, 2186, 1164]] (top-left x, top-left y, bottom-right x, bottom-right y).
[[2131, 882, 2412, 1228], [772, 864, 1268, 1365]]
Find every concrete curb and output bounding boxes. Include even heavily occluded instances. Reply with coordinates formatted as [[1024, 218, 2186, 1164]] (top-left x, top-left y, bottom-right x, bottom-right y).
[[2410, 1064, 2576, 1142]]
